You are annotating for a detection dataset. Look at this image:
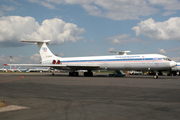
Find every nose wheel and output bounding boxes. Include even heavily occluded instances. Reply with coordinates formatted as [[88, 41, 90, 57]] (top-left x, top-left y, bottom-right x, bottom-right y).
[[153, 71, 158, 79], [153, 75, 158, 79]]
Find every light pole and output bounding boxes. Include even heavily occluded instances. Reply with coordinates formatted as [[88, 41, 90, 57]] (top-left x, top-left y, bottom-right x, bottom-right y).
[[9, 56, 13, 70]]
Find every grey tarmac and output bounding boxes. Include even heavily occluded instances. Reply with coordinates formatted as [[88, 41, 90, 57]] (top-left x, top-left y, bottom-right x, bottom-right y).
[[0, 73, 180, 120]]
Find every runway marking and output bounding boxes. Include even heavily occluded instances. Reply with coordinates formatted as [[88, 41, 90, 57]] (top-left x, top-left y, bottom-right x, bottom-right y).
[[0, 105, 29, 113], [0, 77, 21, 84]]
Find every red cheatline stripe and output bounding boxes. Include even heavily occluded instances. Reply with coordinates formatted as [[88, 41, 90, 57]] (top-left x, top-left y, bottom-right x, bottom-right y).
[[0, 78, 21, 84]]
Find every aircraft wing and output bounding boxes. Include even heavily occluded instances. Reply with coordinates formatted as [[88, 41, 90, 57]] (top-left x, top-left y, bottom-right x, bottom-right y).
[[3, 64, 100, 70], [65, 64, 100, 70]]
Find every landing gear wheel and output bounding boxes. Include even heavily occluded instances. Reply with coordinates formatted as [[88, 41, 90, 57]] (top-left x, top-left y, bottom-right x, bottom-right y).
[[69, 72, 79, 76], [153, 75, 158, 79], [69, 72, 72, 76], [73, 72, 79, 76], [84, 72, 93, 77]]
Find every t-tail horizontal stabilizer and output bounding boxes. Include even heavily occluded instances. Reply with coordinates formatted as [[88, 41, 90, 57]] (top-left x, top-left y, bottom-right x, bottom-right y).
[[21, 40, 50, 44], [21, 40, 58, 61]]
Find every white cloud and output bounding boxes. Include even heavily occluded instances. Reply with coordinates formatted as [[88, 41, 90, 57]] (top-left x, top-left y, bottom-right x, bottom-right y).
[[45, 0, 64, 4], [149, 0, 180, 11], [108, 48, 115, 51], [132, 17, 180, 41], [158, 48, 167, 54], [171, 57, 180, 62], [1, 5, 15, 11], [107, 34, 146, 45], [168, 46, 180, 52], [9, 55, 29, 64], [27, 0, 180, 20], [59, 53, 64, 57], [0, 16, 86, 47], [89, 53, 99, 56], [28, 0, 158, 20], [40, 1, 56, 9], [146, 0, 180, 16], [0, 5, 15, 16], [0, 11, 3, 16], [28, 0, 55, 9], [0, 54, 41, 68], [37, 18, 86, 44], [90, 39, 94, 42], [162, 11, 176, 16], [90, 0, 157, 20], [0, 55, 7, 64], [30, 53, 40, 62], [0, 55, 46, 68]]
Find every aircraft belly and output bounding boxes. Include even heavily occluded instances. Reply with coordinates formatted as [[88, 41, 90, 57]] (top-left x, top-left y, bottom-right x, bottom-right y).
[[53, 61, 170, 71], [103, 62, 170, 70]]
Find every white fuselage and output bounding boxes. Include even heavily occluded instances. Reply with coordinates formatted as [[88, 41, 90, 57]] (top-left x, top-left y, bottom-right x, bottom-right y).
[[42, 54, 176, 71]]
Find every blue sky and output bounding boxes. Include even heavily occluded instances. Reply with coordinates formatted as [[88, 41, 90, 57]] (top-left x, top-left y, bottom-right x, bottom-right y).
[[1, 0, 180, 68]]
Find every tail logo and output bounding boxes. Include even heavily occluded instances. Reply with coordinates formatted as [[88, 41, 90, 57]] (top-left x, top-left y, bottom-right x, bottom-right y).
[[42, 47, 47, 52]]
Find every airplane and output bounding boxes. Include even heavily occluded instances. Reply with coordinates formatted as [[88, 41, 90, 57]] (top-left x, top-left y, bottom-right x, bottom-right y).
[[3, 40, 177, 79]]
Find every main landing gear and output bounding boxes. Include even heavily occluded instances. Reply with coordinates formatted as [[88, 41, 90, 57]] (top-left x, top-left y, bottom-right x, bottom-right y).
[[68, 70, 93, 77], [84, 70, 93, 77], [69, 71, 79, 76], [52, 70, 55, 75]]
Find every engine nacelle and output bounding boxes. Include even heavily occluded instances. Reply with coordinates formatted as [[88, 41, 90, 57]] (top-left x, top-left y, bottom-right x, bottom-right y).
[[57, 60, 61, 64], [52, 60, 56, 64], [41, 59, 61, 64]]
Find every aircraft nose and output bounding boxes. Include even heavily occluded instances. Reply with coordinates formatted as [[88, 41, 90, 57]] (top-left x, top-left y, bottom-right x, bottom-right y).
[[170, 61, 177, 68]]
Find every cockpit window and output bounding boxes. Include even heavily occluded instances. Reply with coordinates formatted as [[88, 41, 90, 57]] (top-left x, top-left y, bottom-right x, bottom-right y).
[[163, 57, 172, 61]]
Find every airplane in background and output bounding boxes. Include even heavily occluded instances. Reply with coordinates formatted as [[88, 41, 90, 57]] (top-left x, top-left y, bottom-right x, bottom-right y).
[[17, 67, 29, 72], [7, 66, 19, 72], [4, 40, 177, 79], [0, 65, 19, 72], [26, 67, 50, 72], [167, 62, 180, 76], [0, 67, 7, 72]]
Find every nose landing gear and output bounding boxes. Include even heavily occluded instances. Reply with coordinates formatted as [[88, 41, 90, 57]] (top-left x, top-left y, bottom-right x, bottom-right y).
[[153, 75, 158, 79], [153, 71, 159, 79]]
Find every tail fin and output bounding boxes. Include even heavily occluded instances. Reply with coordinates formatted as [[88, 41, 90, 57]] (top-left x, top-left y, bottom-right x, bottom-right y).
[[21, 40, 58, 61]]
